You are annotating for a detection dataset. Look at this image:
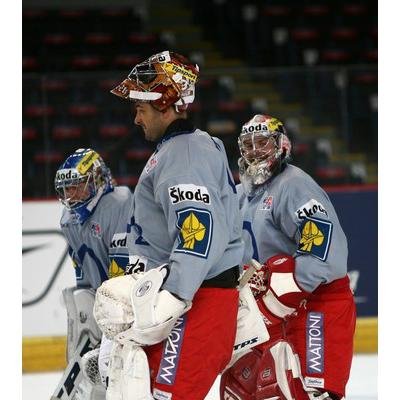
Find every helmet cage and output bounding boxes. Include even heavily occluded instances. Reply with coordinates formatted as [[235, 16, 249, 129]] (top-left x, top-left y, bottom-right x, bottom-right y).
[[55, 169, 96, 209], [239, 131, 282, 166], [238, 115, 290, 185]]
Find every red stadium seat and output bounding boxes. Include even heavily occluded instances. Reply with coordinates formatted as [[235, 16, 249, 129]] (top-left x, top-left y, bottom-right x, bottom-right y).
[[113, 54, 142, 68], [41, 78, 69, 92], [58, 9, 87, 19], [363, 49, 378, 63], [52, 125, 83, 140], [98, 78, 121, 91], [331, 27, 358, 41], [71, 55, 104, 70], [43, 33, 73, 46], [291, 28, 320, 42], [315, 166, 348, 182], [23, 9, 48, 19], [34, 151, 64, 164], [114, 175, 140, 187], [353, 73, 377, 85], [84, 32, 113, 45], [22, 56, 39, 71], [100, 8, 131, 18], [128, 33, 157, 44], [342, 4, 367, 16], [320, 49, 351, 63], [24, 105, 55, 118], [23, 127, 39, 141], [68, 104, 98, 117], [217, 101, 247, 112], [125, 149, 153, 161], [99, 124, 129, 138], [303, 4, 330, 17], [263, 5, 291, 17]]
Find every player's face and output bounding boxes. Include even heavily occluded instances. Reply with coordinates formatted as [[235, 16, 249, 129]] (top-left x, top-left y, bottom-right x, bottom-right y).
[[64, 182, 90, 205], [240, 134, 277, 163], [134, 102, 166, 141]]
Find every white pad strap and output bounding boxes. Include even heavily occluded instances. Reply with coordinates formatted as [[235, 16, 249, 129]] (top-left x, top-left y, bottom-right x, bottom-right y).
[[106, 341, 153, 400]]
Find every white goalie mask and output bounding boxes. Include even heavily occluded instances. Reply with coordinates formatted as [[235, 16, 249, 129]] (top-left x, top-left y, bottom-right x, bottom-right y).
[[238, 114, 291, 188]]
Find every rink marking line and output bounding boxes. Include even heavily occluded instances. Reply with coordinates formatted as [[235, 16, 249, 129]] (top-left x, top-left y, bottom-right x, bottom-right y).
[[22, 317, 377, 372]]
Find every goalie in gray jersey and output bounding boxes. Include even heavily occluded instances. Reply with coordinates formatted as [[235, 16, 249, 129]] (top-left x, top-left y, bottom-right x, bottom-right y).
[[53, 148, 134, 400], [220, 115, 356, 400], [93, 50, 244, 400], [57, 149, 134, 290]]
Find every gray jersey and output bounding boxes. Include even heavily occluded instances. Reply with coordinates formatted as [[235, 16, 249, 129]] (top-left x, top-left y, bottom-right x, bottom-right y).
[[128, 127, 244, 300], [237, 164, 348, 292], [60, 186, 134, 289]]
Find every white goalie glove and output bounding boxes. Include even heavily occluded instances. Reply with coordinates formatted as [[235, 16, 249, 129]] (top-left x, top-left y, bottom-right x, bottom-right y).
[[93, 265, 192, 400], [94, 264, 192, 345]]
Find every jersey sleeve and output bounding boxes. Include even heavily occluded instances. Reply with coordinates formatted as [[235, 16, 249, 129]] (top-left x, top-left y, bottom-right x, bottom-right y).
[[67, 245, 90, 287], [154, 173, 230, 300], [105, 188, 135, 277], [274, 177, 348, 292]]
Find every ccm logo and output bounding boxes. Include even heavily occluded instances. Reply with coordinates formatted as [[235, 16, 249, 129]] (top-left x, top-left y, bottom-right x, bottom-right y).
[[168, 184, 210, 205], [273, 257, 288, 265]]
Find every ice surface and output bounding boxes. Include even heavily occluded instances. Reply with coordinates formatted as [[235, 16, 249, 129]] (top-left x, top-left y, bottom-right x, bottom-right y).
[[22, 354, 377, 400]]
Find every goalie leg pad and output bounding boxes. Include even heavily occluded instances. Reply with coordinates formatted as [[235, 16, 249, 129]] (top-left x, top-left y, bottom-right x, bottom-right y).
[[106, 341, 153, 400], [76, 348, 107, 400], [224, 284, 270, 371], [63, 287, 102, 361], [221, 338, 326, 400], [220, 349, 262, 400]]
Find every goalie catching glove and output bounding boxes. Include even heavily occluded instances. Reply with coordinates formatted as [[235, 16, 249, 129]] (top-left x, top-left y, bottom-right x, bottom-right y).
[[248, 254, 310, 326], [94, 264, 192, 346]]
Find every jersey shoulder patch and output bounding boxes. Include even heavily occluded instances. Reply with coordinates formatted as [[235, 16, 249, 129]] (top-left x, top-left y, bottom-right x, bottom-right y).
[[174, 207, 213, 258], [297, 216, 332, 261], [295, 198, 328, 220]]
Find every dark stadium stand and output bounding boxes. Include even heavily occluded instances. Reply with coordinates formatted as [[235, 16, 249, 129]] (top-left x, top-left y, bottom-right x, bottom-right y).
[[22, 1, 377, 198]]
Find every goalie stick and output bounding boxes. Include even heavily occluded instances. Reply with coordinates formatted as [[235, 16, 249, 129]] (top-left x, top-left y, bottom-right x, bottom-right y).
[[50, 332, 95, 400], [238, 258, 263, 289]]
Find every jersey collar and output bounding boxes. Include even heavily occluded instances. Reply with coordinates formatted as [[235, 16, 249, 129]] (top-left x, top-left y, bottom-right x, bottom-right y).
[[156, 118, 195, 151]]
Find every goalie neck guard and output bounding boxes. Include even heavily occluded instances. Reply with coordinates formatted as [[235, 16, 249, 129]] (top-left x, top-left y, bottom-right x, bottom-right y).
[[55, 148, 114, 224], [110, 50, 199, 112]]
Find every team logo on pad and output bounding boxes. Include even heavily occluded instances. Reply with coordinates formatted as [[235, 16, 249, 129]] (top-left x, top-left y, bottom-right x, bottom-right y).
[[175, 207, 212, 258], [297, 216, 332, 261]]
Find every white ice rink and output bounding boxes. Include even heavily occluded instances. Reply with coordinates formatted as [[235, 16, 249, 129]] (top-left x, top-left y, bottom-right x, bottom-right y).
[[22, 354, 377, 400]]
